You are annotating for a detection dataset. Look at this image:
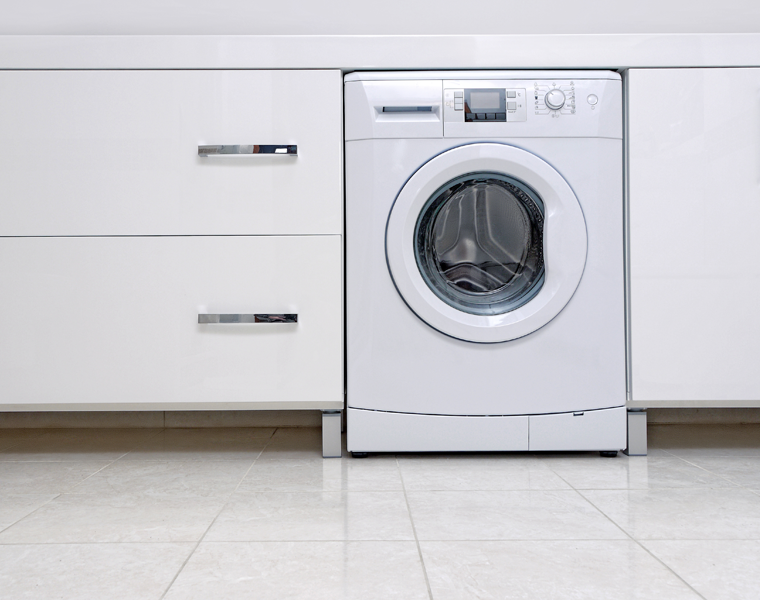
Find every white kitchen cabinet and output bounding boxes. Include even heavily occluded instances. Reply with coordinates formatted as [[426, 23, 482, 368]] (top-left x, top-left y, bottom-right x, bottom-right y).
[[0, 70, 343, 236], [628, 68, 760, 405], [0, 69, 345, 455]]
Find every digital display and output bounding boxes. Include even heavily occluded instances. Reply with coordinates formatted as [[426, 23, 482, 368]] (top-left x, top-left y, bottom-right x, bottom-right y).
[[468, 91, 501, 111]]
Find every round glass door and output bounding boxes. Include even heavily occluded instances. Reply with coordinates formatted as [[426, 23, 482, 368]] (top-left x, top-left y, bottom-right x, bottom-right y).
[[385, 142, 587, 343], [415, 173, 545, 316]]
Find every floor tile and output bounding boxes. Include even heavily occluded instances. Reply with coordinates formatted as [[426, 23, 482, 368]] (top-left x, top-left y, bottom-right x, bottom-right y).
[[122, 428, 269, 461], [398, 455, 571, 491], [407, 490, 626, 541], [0, 494, 57, 531], [163, 541, 429, 600], [581, 488, 760, 539], [0, 543, 194, 600], [0, 428, 162, 461], [542, 454, 736, 490], [66, 460, 252, 497], [0, 493, 228, 543], [648, 424, 760, 458], [675, 456, 760, 489], [643, 540, 760, 600], [205, 491, 414, 541], [238, 457, 403, 492], [0, 461, 110, 494], [256, 427, 324, 460], [421, 540, 701, 600]]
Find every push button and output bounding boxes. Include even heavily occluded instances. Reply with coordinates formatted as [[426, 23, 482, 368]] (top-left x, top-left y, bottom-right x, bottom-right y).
[[507, 90, 516, 98], [507, 102, 517, 111]]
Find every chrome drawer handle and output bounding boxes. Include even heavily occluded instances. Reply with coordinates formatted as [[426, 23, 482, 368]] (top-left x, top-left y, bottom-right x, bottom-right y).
[[198, 145, 297, 157], [198, 314, 298, 324]]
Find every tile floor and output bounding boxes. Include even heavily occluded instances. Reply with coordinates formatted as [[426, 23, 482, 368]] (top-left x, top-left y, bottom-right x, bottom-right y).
[[0, 424, 759, 599]]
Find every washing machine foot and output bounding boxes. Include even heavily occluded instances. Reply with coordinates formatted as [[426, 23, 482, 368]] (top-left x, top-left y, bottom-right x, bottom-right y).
[[599, 451, 618, 458], [351, 452, 369, 458]]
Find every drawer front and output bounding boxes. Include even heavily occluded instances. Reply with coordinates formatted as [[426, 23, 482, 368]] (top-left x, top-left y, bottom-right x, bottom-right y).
[[0, 236, 343, 409], [0, 70, 342, 236]]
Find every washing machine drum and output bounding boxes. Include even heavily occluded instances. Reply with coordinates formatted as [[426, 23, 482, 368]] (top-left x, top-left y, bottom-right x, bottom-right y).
[[386, 143, 587, 343]]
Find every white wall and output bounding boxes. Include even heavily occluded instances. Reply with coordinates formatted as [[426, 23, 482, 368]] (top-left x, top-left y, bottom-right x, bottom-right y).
[[2, 0, 759, 35]]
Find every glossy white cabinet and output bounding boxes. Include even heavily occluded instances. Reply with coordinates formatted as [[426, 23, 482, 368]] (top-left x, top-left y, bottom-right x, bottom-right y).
[[0, 69, 344, 421], [628, 68, 760, 405], [0, 70, 342, 236], [0, 236, 342, 410]]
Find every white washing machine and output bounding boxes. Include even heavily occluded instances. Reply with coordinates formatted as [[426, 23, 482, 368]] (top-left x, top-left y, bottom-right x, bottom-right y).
[[345, 71, 626, 455]]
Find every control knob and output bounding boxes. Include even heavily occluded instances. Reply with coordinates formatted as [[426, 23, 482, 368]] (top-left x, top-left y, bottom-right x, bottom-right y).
[[545, 89, 566, 110]]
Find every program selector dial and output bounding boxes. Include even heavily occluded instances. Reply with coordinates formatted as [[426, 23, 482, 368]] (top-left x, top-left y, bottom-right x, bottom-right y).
[[545, 89, 566, 110]]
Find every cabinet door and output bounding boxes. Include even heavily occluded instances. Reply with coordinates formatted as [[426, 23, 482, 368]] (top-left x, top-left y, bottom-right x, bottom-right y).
[[0, 70, 342, 236], [628, 68, 760, 403], [0, 236, 343, 410]]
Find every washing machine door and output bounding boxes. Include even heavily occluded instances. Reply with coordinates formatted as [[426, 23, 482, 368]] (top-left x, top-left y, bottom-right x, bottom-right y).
[[386, 142, 587, 343]]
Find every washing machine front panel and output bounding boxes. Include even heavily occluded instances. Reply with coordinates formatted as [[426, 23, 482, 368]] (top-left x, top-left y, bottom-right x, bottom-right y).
[[346, 136, 625, 417], [386, 142, 587, 343]]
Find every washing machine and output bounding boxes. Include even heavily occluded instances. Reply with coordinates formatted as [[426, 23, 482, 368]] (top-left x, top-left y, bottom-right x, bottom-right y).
[[345, 71, 626, 455]]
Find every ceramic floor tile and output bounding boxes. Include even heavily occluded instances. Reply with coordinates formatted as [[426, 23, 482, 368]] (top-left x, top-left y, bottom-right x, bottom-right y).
[[0, 429, 46, 451], [648, 424, 760, 458], [581, 488, 760, 539], [0, 543, 194, 600], [238, 457, 403, 492], [674, 456, 760, 489], [0, 428, 162, 461], [205, 491, 414, 541], [163, 541, 429, 600], [123, 428, 269, 461], [542, 454, 736, 490], [407, 490, 627, 541], [66, 460, 253, 497], [0, 493, 228, 543], [256, 427, 324, 460], [421, 540, 701, 600], [643, 540, 760, 600], [398, 455, 572, 491], [0, 461, 111, 494], [0, 494, 57, 531]]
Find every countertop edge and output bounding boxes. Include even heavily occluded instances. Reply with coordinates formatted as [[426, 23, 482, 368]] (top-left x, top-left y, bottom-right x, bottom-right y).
[[1, 33, 759, 69]]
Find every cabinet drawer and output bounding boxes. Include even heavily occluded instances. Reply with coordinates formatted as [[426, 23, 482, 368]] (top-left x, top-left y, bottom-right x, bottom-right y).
[[0, 236, 343, 410], [0, 70, 342, 236]]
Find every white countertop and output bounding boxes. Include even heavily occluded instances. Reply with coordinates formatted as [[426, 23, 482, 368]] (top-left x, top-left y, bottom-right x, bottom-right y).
[[1, 34, 759, 70]]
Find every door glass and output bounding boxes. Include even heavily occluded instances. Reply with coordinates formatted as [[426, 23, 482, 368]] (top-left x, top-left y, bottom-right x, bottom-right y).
[[414, 173, 545, 316]]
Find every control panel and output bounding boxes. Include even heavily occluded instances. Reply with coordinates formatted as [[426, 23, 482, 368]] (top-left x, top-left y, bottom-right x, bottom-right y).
[[534, 81, 577, 117], [444, 87, 527, 123], [344, 73, 622, 140]]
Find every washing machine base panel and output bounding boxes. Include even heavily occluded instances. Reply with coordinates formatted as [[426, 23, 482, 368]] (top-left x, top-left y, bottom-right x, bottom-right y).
[[347, 406, 626, 453]]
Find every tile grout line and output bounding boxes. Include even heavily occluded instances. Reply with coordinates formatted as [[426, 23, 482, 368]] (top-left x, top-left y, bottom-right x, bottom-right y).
[[0, 493, 63, 537], [156, 427, 276, 600], [0, 455, 120, 538], [0, 428, 173, 537], [396, 455, 435, 600], [549, 464, 709, 600], [669, 454, 758, 491], [2, 536, 759, 546]]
